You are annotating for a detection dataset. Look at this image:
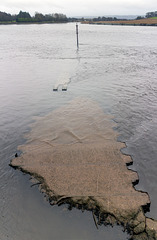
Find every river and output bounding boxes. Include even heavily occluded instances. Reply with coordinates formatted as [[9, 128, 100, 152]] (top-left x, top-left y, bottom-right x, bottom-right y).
[[0, 22, 157, 240]]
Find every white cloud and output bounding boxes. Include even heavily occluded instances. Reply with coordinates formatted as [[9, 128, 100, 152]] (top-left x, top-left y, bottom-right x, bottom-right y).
[[0, 0, 157, 16]]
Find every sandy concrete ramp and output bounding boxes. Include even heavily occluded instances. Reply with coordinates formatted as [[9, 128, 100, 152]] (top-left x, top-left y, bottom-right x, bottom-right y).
[[11, 97, 156, 239]]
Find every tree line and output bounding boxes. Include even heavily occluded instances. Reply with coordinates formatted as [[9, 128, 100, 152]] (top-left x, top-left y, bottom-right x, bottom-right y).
[[0, 11, 68, 23], [83, 11, 157, 22], [1, 10, 156, 24], [88, 16, 144, 22], [146, 11, 157, 18]]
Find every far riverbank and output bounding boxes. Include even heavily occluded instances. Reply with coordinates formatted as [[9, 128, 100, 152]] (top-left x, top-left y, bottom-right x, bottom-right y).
[[82, 18, 157, 26]]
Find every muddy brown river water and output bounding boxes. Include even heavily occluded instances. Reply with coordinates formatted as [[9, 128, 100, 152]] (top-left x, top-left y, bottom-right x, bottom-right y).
[[1, 23, 157, 239]]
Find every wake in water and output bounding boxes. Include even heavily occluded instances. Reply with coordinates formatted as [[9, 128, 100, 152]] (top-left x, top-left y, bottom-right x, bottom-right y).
[[53, 62, 74, 91]]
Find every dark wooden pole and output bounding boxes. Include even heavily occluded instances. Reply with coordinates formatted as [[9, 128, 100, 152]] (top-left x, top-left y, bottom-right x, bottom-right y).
[[76, 23, 79, 49]]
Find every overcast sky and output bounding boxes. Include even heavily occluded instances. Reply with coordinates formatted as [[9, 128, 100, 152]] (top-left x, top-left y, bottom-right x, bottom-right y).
[[0, 0, 157, 17]]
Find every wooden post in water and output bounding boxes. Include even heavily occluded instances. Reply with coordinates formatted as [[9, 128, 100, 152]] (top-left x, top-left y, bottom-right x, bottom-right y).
[[76, 23, 79, 49]]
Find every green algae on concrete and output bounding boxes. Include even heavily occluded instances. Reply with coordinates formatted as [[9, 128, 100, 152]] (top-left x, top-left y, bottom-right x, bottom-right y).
[[10, 97, 157, 239]]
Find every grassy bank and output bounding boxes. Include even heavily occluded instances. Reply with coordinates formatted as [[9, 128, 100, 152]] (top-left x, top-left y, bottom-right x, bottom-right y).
[[82, 18, 157, 26]]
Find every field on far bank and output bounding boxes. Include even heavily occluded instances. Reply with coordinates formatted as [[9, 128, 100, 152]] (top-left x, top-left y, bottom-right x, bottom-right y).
[[82, 18, 157, 26]]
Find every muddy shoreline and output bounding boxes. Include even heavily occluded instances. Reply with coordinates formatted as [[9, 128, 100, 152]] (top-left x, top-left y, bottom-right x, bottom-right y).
[[10, 98, 157, 239]]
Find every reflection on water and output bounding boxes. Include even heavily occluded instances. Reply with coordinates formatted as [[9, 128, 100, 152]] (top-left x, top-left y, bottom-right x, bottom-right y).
[[0, 23, 157, 239]]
